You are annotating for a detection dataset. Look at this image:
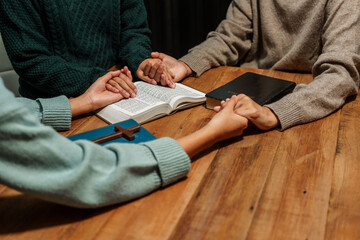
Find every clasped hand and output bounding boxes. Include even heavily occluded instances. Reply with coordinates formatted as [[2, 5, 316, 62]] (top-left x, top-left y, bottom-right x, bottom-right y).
[[103, 54, 280, 130], [106, 52, 193, 94], [214, 94, 280, 130]]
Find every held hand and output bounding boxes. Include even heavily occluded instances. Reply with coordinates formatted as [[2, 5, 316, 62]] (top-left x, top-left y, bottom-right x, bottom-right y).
[[207, 95, 249, 142], [137, 58, 175, 88], [70, 71, 125, 117], [151, 52, 193, 83], [177, 95, 248, 158], [106, 66, 137, 98], [214, 94, 280, 130]]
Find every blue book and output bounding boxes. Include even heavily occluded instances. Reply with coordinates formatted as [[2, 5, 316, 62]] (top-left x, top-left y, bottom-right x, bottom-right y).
[[68, 119, 156, 146]]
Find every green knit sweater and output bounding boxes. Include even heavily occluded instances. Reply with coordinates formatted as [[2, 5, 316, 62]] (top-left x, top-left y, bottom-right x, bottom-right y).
[[0, 0, 151, 99]]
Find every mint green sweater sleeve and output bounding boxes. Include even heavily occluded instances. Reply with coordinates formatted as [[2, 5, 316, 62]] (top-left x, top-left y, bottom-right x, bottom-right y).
[[16, 96, 72, 131], [0, 81, 190, 208]]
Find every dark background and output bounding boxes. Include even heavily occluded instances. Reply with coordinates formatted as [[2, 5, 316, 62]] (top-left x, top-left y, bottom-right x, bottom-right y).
[[144, 0, 232, 59]]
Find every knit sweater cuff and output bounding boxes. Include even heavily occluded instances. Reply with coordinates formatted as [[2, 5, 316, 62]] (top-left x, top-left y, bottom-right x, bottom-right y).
[[143, 137, 191, 187], [179, 53, 210, 77], [265, 98, 305, 131], [38, 96, 72, 131]]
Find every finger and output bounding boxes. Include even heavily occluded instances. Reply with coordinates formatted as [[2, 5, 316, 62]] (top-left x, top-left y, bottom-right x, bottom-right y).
[[144, 62, 152, 76], [110, 70, 121, 78], [121, 67, 135, 86], [107, 79, 129, 98], [154, 64, 164, 83], [126, 71, 137, 93], [151, 52, 160, 59], [162, 66, 174, 83], [164, 75, 176, 88], [234, 101, 243, 109], [222, 95, 237, 111], [149, 61, 160, 79], [151, 52, 167, 61], [119, 75, 137, 98], [160, 74, 167, 87], [213, 106, 221, 112], [126, 68, 133, 81], [99, 70, 121, 83], [110, 78, 131, 98], [106, 83, 120, 93], [119, 81, 136, 98], [122, 66, 130, 76], [117, 75, 135, 96], [137, 71, 157, 85]]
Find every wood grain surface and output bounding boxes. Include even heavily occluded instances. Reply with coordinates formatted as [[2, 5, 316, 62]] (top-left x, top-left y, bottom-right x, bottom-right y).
[[0, 67, 359, 240]]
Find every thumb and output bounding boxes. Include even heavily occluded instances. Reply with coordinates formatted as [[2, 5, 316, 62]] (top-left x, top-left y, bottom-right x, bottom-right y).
[[222, 95, 238, 112], [151, 52, 160, 58], [151, 52, 167, 60], [110, 70, 121, 78], [99, 70, 120, 82]]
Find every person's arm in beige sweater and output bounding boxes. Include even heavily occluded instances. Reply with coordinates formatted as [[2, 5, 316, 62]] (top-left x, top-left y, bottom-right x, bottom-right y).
[[266, 0, 360, 130]]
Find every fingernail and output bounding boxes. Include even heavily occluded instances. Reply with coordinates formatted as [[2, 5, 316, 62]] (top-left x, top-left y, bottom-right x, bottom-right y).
[[131, 93, 136, 98], [125, 93, 130, 98]]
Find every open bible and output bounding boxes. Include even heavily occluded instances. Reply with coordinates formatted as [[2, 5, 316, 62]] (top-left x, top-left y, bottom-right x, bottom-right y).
[[97, 81, 206, 124]]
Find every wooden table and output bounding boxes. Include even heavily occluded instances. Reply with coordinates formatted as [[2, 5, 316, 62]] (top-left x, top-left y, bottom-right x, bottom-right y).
[[1, 67, 359, 240]]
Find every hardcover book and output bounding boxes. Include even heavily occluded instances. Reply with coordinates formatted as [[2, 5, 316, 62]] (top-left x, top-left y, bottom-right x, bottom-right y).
[[68, 119, 156, 145], [97, 81, 206, 124], [205, 72, 296, 109]]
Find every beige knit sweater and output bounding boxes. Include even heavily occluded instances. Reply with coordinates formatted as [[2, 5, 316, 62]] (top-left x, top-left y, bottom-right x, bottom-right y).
[[180, 0, 360, 130]]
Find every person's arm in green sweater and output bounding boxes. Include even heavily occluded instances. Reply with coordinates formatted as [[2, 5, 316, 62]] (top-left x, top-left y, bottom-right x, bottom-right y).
[[0, 77, 248, 208], [15, 71, 125, 131], [0, 1, 110, 97], [118, 0, 152, 75]]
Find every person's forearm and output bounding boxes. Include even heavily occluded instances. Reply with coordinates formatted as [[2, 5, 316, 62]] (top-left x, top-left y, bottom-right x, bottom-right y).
[[69, 95, 93, 117], [177, 125, 218, 158], [1, 87, 190, 208], [179, 61, 194, 77], [15, 95, 72, 131]]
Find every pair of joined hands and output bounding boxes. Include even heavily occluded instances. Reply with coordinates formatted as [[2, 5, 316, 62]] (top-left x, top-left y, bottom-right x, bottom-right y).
[[71, 52, 280, 131], [104, 52, 192, 99]]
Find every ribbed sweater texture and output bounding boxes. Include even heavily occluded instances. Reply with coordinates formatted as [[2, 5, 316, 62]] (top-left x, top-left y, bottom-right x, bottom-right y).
[[180, 0, 360, 130], [0, 0, 151, 99]]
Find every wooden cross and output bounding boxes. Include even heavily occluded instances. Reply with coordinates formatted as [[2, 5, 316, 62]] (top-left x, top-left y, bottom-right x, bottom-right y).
[[91, 125, 141, 144]]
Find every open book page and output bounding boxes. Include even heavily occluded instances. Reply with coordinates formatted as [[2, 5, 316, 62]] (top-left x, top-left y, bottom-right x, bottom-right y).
[[111, 88, 165, 116], [97, 83, 170, 123], [97, 87, 167, 122], [97, 82, 205, 124], [136, 81, 205, 108]]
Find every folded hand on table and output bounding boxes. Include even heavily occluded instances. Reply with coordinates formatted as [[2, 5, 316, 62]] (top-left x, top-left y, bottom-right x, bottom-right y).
[[70, 71, 126, 117], [214, 94, 280, 130], [178, 95, 249, 158], [105, 66, 137, 99], [137, 52, 194, 88]]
